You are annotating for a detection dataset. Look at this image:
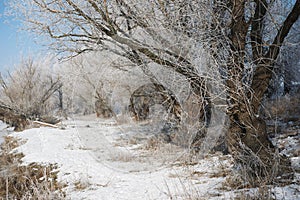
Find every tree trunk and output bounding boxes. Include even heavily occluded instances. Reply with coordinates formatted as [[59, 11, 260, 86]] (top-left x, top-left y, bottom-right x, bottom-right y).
[[225, 0, 300, 184], [227, 109, 293, 185]]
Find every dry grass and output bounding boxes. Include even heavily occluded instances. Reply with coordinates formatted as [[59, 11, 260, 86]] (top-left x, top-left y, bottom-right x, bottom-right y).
[[74, 180, 90, 191], [108, 150, 135, 162], [164, 178, 203, 200], [0, 136, 66, 199], [233, 187, 275, 200], [144, 136, 165, 150], [221, 158, 292, 200], [221, 174, 275, 200]]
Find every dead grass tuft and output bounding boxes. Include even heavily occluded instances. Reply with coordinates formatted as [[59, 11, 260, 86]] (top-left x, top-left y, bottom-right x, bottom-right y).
[[109, 150, 135, 162], [74, 180, 90, 191], [222, 173, 248, 191], [0, 136, 66, 199], [144, 136, 165, 150]]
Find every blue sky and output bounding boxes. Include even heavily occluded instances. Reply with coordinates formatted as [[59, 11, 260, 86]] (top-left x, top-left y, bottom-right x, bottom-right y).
[[0, 1, 41, 74]]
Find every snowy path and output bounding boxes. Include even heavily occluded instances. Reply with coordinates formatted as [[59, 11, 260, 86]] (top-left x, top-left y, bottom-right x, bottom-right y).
[[10, 116, 198, 199], [12, 116, 297, 200], [8, 115, 300, 199]]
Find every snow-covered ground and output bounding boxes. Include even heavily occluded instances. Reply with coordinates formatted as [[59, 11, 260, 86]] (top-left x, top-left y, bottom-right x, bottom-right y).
[[2, 115, 300, 199]]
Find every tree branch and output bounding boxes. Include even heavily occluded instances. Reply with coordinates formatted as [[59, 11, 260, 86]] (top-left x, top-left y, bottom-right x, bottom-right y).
[[251, 0, 300, 112], [250, 0, 268, 62], [265, 0, 300, 62]]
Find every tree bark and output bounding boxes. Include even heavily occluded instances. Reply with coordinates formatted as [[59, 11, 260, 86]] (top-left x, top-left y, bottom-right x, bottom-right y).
[[225, 0, 299, 184]]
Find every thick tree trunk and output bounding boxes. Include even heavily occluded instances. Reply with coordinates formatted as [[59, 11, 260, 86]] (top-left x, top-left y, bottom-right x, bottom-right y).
[[227, 110, 293, 184], [225, 0, 300, 184], [129, 83, 182, 123], [95, 98, 114, 118]]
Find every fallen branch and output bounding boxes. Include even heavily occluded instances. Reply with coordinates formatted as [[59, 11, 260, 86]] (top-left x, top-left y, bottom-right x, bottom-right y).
[[32, 121, 60, 128]]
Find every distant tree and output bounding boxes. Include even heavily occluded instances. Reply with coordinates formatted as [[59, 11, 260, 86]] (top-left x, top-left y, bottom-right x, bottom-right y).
[[57, 52, 148, 116], [0, 56, 61, 119]]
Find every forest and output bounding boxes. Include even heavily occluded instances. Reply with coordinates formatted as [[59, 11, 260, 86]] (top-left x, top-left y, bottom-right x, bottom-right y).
[[0, 0, 299, 199]]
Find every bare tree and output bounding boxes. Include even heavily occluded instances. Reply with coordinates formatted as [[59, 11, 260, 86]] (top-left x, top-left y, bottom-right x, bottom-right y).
[[0, 56, 62, 119], [57, 51, 148, 116], [194, 0, 300, 182], [7, 0, 300, 183]]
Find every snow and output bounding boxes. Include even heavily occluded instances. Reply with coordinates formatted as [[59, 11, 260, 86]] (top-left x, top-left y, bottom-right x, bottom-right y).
[[7, 116, 220, 199], [5, 115, 300, 199], [0, 121, 12, 144]]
